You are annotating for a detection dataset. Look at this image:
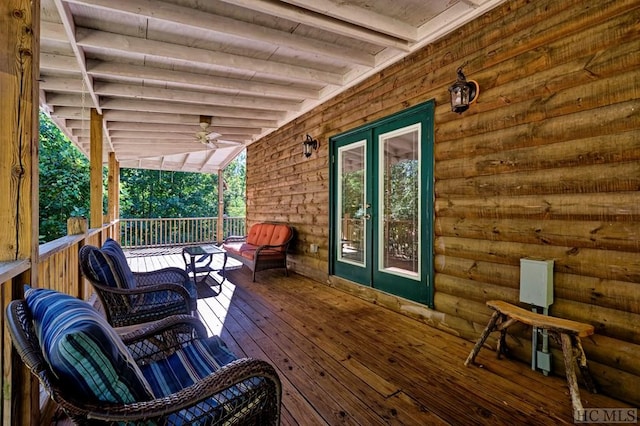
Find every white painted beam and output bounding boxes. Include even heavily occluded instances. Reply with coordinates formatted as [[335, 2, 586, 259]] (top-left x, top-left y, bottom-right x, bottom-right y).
[[52, 0, 102, 113], [282, 0, 417, 42], [100, 99, 286, 121], [40, 20, 70, 43], [105, 121, 262, 135], [76, 29, 344, 85], [65, 0, 375, 67], [88, 61, 318, 100], [102, 110, 278, 129], [40, 52, 79, 72], [40, 76, 84, 92], [110, 131, 195, 140], [218, 0, 411, 51], [93, 82, 302, 112]]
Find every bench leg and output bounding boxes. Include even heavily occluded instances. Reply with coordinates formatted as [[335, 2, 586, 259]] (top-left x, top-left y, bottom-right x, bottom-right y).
[[497, 327, 508, 359], [465, 310, 501, 366], [560, 333, 585, 421], [575, 337, 597, 393]]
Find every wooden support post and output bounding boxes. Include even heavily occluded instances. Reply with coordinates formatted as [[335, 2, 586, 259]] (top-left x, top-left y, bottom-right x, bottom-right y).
[[217, 169, 224, 243], [107, 151, 120, 224], [90, 108, 103, 229], [1, 1, 41, 425], [0, 1, 39, 263]]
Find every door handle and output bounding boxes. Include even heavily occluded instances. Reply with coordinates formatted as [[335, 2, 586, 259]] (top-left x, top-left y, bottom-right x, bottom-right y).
[[363, 214, 371, 220]]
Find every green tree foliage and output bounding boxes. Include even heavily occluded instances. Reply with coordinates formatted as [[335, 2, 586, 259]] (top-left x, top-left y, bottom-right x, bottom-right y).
[[120, 152, 246, 218], [39, 112, 90, 243], [39, 113, 246, 242], [223, 151, 246, 217]]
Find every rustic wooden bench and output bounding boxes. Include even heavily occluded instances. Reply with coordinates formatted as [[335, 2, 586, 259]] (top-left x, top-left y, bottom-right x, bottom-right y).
[[465, 300, 597, 419]]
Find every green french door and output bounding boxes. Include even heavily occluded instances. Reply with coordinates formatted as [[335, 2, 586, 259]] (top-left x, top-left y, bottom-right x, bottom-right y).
[[330, 101, 434, 305]]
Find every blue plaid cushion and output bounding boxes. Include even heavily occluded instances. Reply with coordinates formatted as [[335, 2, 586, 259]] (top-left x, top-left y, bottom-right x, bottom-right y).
[[102, 238, 137, 289], [25, 287, 154, 404], [140, 337, 248, 423]]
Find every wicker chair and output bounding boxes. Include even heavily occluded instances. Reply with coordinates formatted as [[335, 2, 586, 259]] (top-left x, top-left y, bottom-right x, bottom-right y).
[[79, 238, 197, 327], [6, 291, 282, 425]]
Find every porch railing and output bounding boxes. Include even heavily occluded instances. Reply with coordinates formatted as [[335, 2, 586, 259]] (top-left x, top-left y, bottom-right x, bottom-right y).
[[2, 219, 119, 424], [120, 216, 245, 248]]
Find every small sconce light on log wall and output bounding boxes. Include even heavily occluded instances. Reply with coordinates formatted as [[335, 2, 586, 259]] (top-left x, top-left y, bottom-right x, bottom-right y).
[[303, 134, 318, 158], [448, 67, 479, 114]]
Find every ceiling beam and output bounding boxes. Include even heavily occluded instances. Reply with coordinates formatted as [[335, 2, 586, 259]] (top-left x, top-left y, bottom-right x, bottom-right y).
[[46, 93, 84, 107], [76, 29, 345, 85], [93, 82, 302, 112], [217, 0, 411, 51], [88, 61, 318, 100], [415, 0, 506, 46], [40, 76, 85, 92], [281, 0, 417, 42], [105, 121, 262, 135], [102, 110, 278, 129], [109, 131, 254, 141], [64, 0, 375, 67], [200, 150, 217, 172], [110, 131, 195, 140], [52, 106, 90, 119], [52, 0, 102, 113], [100, 99, 286, 121], [40, 20, 70, 43], [40, 52, 79, 72], [110, 139, 198, 146]]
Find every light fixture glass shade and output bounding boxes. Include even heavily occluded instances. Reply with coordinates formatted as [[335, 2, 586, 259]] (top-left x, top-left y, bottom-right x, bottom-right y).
[[303, 134, 318, 158], [449, 68, 478, 114]]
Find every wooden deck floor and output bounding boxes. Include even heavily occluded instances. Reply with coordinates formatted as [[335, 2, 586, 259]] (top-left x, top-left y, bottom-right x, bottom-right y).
[[126, 250, 629, 426]]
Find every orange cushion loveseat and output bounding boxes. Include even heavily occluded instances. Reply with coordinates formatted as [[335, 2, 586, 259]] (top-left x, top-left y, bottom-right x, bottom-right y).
[[222, 222, 294, 282]]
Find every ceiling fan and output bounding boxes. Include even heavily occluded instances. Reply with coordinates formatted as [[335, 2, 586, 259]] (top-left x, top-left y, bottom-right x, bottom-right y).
[[196, 115, 243, 150]]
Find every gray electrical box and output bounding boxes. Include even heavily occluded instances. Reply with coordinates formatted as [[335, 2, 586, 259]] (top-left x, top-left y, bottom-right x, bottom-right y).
[[519, 258, 554, 308]]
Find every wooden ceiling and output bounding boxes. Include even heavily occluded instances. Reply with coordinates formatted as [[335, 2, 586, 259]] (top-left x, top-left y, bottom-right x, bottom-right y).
[[39, 0, 505, 173]]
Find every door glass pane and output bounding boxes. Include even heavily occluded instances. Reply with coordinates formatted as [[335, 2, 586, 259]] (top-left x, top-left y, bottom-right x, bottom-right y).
[[337, 141, 366, 266], [378, 124, 420, 279]]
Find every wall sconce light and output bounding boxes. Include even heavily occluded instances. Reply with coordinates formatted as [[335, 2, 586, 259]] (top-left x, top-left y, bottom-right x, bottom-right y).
[[303, 134, 318, 158], [448, 67, 479, 114]]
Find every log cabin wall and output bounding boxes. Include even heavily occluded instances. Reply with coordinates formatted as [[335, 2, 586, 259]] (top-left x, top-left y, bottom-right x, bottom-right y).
[[245, 0, 640, 405]]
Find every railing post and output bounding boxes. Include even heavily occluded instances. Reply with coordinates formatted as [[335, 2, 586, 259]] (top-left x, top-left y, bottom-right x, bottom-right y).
[[67, 217, 88, 235], [217, 170, 224, 243]]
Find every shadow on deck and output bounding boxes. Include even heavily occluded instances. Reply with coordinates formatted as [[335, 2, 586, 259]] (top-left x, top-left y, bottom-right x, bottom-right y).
[[124, 249, 629, 425]]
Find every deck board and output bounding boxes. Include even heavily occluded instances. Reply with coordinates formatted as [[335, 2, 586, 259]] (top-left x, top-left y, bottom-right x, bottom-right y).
[[123, 251, 630, 425]]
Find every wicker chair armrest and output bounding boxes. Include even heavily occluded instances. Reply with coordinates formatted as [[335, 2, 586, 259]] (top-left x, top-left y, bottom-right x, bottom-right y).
[[92, 282, 195, 325], [119, 315, 207, 363], [76, 358, 281, 424], [6, 301, 50, 377], [134, 267, 190, 286], [94, 281, 191, 300], [119, 314, 207, 343]]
